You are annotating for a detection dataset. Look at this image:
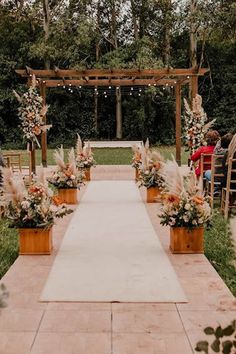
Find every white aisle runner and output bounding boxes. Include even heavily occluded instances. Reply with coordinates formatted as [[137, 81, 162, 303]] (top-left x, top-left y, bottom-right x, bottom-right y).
[[41, 181, 187, 302]]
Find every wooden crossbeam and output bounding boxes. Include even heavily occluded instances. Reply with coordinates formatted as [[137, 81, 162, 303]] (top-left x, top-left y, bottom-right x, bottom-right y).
[[15, 67, 209, 79], [31, 78, 186, 87]]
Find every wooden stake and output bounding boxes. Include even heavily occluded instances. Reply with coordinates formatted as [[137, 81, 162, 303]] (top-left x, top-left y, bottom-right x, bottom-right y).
[[40, 82, 47, 167], [29, 141, 36, 174], [175, 82, 181, 166]]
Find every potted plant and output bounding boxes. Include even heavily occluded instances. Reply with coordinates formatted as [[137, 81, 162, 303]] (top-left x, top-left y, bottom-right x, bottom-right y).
[[138, 149, 165, 203], [76, 134, 96, 181], [48, 146, 84, 204], [3, 168, 72, 255], [159, 159, 211, 253]]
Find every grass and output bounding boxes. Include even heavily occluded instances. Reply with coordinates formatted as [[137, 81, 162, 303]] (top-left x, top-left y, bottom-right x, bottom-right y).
[[0, 219, 18, 279], [2, 146, 189, 166], [204, 212, 236, 296]]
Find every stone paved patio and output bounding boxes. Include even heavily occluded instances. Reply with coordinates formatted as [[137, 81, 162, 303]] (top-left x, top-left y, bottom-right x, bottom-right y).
[[0, 166, 235, 354]]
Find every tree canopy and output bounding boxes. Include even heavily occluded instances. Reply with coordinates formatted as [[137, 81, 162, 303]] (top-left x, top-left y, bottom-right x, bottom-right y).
[[0, 0, 235, 147]]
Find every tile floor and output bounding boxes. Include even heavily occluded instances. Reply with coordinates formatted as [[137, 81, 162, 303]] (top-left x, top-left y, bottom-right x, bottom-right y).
[[0, 165, 235, 354]]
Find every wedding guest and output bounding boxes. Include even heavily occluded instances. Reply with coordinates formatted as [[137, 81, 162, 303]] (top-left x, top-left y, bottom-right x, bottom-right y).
[[191, 130, 220, 177]]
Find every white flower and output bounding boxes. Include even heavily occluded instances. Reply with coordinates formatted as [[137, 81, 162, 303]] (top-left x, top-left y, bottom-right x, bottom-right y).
[[21, 200, 30, 209], [70, 175, 75, 180], [184, 203, 191, 210]]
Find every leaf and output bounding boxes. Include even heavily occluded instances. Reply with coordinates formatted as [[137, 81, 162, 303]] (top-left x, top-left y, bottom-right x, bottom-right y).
[[223, 325, 235, 336], [204, 327, 215, 335], [222, 340, 233, 354], [195, 341, 209, 353], [211, 338, 220, 352]]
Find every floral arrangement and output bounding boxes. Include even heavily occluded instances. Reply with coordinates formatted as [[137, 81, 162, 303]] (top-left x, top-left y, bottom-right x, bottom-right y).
[[131, 144, 142, 169], [76, 134, 95, 169], [48, 146, 84, 189], [159, 159, 211, 228], [183, 94, 215, 155], [13, 75, 51, 146], [2, 167, 72, 228], [138, 148, 165, 189]]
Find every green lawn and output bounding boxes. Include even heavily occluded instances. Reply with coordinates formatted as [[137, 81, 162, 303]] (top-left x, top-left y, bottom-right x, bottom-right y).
[[204, 212, 236, 296], [2, 146, 189, 166], [0, 220, 18, 279]]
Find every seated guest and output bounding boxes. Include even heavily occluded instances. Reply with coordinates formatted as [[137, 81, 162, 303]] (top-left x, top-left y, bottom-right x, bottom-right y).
[[191, 130, 220, 177], [205, 132, 233, 182]]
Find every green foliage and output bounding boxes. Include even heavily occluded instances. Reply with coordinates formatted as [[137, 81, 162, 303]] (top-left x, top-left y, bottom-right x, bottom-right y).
[[0, 219, 18, 280], [0, 0, 235, 146], [195, 320, 236, 354], [204, 212, 236, 296], [0, 284, 9, 308]]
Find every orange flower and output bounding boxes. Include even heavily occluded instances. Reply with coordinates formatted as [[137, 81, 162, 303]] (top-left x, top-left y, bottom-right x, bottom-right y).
[[33, 126, 41, 135], [153, 162, 161, 170], [52, 195, 63, 206], [164, 194, 180, 204], [192, 196, 204, 205]]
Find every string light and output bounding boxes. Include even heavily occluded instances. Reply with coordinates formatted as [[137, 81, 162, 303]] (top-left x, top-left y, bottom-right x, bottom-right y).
[[148, 83, 151, 87], [139, 88, 142, 92], [109, 86, 112, 89], [79, 86, 82, 89], [94, 88, 97, 91], [69, 83, 72, 87], [63, 85, 66, 89]]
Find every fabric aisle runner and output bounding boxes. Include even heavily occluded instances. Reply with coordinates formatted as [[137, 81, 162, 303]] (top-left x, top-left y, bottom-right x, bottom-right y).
[[40, 181, 187, 302]]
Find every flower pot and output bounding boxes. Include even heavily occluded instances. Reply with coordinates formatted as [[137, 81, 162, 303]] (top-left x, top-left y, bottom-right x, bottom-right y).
[[170, 227, 204, 254], [18, 227, 53, 255], [146, 186, 162, 203], [58, 188, 78, 204], [84, 168, 91, 181], [135, 168, 140, 181]]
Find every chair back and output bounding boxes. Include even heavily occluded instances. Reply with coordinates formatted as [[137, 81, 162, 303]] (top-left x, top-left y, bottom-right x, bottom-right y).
[[200, 153, 213, 180], [226, 157, 236, 191]]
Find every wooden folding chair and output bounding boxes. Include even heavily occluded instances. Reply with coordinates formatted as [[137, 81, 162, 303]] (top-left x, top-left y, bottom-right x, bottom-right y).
[[3, 153, 22, 173], [206, 154, 224, 209], [200, 153, 213, 187], [221, 157, 236, 218]]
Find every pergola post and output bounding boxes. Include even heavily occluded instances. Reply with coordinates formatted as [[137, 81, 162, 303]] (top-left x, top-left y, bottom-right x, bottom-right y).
[[190, 75, 198, 104], [40, 82, 47, 167], [175, 82, 182, 166]]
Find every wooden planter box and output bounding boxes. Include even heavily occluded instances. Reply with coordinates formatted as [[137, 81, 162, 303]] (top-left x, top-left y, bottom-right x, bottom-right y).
[[18, 227, 53, 255], [170, 227, 204, 254], [146, 186, 162, 203], [58, 188, 78, 204], [84, 168, 91, 181]]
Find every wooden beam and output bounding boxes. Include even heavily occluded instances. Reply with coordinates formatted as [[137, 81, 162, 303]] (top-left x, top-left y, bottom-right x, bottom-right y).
[[40, 82, 47, 167], [15, 67, 209, 78], [175, 82, 182, 166], [32, 78, 180, 87]]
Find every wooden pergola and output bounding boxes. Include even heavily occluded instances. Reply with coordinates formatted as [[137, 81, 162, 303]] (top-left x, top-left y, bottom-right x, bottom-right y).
[[16, 67, 209, 169]]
